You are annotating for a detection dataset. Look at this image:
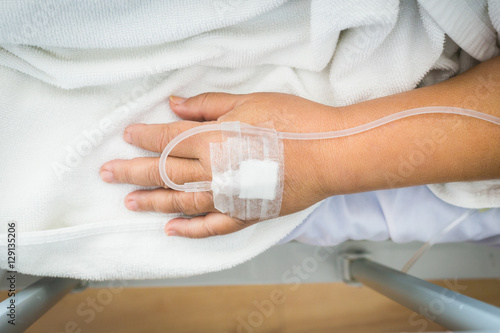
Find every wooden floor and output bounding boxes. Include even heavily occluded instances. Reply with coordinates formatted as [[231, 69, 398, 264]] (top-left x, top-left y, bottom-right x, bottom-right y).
[[3, 279, 499, 332]]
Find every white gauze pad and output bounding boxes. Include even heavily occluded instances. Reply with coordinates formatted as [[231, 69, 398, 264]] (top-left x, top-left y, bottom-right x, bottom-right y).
[[238, 159, 279, 200], [210, 122, 284, 221]]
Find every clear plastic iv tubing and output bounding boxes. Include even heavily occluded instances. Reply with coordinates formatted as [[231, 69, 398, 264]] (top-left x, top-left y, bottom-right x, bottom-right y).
[[401, 209, 478, 273], [159, 106, 500, 192]]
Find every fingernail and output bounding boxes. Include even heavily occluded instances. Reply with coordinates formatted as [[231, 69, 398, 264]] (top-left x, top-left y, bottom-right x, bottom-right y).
[[126, 199, 139, 211], [165, 229, 178, 237], [123, 130, 132, 144], [100, 170, 115, 183], [169, 95, 187, 105]]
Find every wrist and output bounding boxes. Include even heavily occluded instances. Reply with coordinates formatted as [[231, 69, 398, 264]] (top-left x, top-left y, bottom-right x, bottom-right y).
[[308, 106, 357, 198]]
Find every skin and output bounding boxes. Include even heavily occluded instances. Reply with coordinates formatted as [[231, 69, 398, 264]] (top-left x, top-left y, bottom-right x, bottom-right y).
[[100, 56, 500, 238]]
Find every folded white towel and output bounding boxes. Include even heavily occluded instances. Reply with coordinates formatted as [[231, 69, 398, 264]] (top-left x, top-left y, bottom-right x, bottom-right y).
[[0, 0, 498, 280]]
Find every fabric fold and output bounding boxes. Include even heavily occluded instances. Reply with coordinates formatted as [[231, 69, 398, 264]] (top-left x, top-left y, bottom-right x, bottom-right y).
[[0, 0, 498, 280]]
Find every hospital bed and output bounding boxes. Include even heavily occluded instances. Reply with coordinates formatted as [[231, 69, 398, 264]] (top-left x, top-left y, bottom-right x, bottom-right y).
[[1, 239, 500, 332]]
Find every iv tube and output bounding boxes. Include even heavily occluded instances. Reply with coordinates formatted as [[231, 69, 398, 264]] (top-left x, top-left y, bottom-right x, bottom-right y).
[[275, 106, 500, 140], [159, 106, 500, 192], [401, 209, 478, 273]]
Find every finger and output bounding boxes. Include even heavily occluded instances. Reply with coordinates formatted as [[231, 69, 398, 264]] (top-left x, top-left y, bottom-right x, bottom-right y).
[[169, 92, 248, 121], [101, 157, 208, 187], [124, 122, 203, 157], [125, 188, 216, 215], [164, 213, 252, 238]]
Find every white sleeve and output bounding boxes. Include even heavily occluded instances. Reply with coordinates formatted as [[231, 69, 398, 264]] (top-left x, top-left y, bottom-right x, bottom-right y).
[[286, 185, 500, 246]]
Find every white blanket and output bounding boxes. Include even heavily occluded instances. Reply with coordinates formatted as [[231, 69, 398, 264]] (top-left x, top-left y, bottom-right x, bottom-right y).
[[0, 0, 498, 280]]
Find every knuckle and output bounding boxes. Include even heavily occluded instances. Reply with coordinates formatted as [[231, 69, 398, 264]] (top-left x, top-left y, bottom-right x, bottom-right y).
[[177, 162, 199, 184], [167, 125, 184, 143], [203, 222, 219, 237], [149, 195, 162, 212], [183, 193, 201, 216], [157, 125, 184, 151], [155, 128, 169, 151], [183, 227, 199, 239], [146, 162, 163, 186], [121, 164, 134, 184], [176, 192, 212, 216], [198, 93, 212, 109], [192, 192, 213, 213], [172, 193, 190, 215]]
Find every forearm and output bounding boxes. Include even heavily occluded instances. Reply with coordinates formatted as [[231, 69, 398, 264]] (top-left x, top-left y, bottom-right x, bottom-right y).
[[323, 56, 500, 196]]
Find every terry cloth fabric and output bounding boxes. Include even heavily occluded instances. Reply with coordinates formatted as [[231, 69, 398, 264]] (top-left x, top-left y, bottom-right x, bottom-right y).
[[0, 0, 498, 280], [419, 0, 500, 208]]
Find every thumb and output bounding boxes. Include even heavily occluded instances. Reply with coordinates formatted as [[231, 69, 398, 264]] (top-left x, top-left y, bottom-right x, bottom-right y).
[[165, 213, 251, 238], [169, 92, 248, 121]]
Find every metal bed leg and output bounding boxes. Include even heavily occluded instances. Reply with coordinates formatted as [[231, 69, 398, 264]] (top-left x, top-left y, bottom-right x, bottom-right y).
[[0, 277, 81, 332], [346, 257, 500, 331]]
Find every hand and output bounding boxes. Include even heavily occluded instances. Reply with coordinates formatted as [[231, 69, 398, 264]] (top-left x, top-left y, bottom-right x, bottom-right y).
[[100, 92, 341, 238]]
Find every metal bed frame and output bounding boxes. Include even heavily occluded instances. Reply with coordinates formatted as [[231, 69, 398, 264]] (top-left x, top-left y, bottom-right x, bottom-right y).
[[1, 240, 500, 332]]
